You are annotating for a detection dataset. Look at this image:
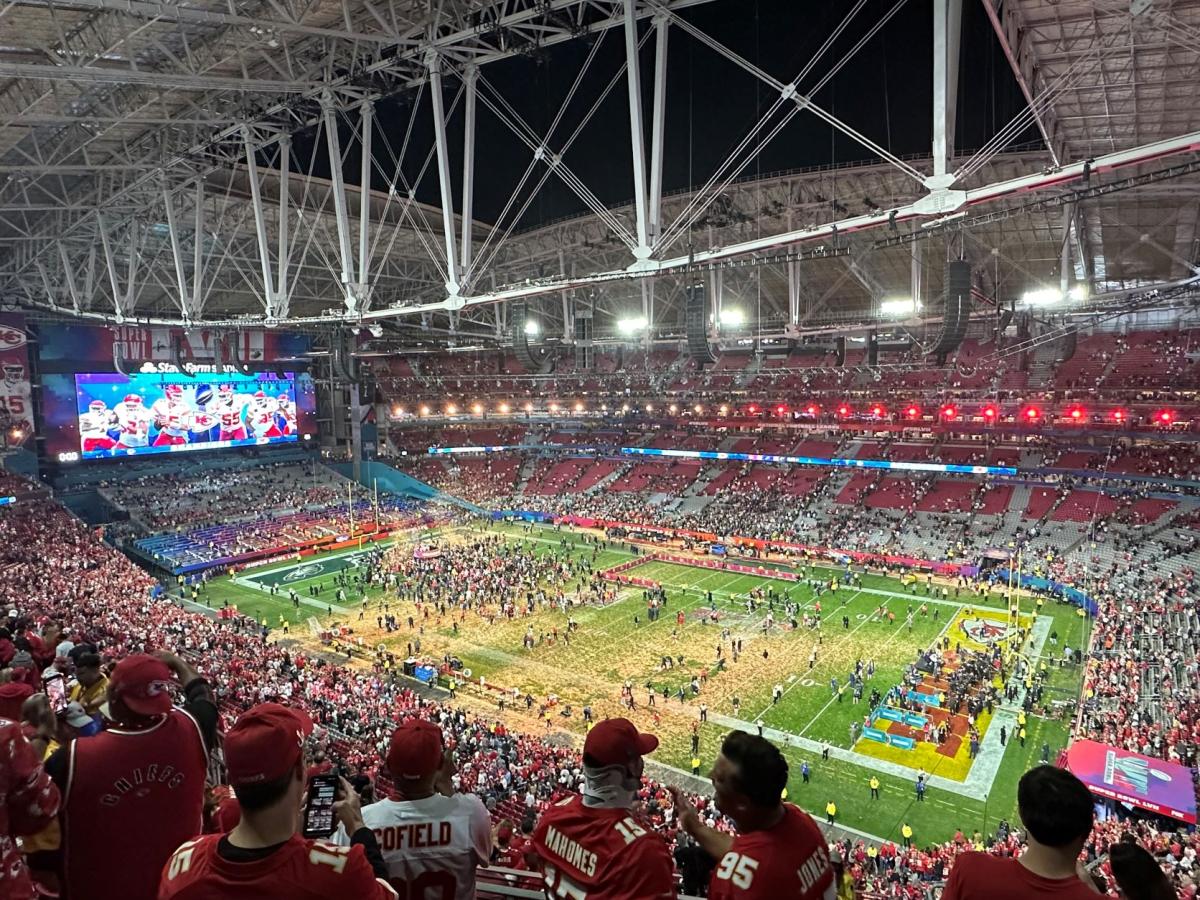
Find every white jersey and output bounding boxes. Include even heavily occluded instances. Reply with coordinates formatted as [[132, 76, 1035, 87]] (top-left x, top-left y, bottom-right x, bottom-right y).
[[150, 397, 191, 437], [212, 395, 249, 432], [113, 402, 152, 447], [79, 410, 115, 438], [333, 793, 491, 900], [248, 400, 279, 437]]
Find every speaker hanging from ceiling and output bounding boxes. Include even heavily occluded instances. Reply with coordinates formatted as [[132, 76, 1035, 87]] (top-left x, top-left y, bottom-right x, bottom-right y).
[[684, 282, 716, 366], [510, 301, 554, 374], [574, 299, 594, 371], [930, 259, 972, 364]]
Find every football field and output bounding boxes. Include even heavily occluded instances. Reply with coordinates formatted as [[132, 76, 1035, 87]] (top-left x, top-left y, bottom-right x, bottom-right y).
[[194, 520, 1086, 845]]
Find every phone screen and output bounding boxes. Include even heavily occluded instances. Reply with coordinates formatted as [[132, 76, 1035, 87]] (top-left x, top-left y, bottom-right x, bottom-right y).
[[45, 677, 67, 713], [302, 773, 338, 838]]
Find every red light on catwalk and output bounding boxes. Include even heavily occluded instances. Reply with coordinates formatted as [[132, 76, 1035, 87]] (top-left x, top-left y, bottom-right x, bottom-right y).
[[806, 404, 819, 416], [1068, 406, 1085, 421], [1111, 409, 1126, 423], [940, 404, 957, 420], [837, 404, 851, 416], [1157, 410, 1175, 424], [1024, 406, 1041, 421], [747, 404, 758, 415], [871, 404, 885, 417], [981, 405, 998, 420], [776, 404, 787, 416], [905, 405, 920, 419]]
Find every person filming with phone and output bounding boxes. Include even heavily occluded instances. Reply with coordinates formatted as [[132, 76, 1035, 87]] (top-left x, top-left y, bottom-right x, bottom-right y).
[[158, 701, 397, 899]]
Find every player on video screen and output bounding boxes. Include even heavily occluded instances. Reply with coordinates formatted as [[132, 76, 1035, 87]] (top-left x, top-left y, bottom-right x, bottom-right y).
[[277, 393, 296, 436], [113, 394, 152, 450], [151, 383, 192, 447], [247, 390, 283, 439], [213, 383, 250, 442], [79, 399, 117, 453]]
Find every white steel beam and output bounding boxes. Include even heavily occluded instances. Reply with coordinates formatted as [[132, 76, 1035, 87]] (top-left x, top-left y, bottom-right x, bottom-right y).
[[460, 66, 478, 275], [243, 128, 277, 316], [427, 53, 461, 296], [0, 62, 318, 93], [191, 178, 205, 319], [930, 0, 962, 185], [276, 137, 290, 319], [648, 13, 669, 244], [57, 242, 81, 314], [357, 101, 374, 310], [623, 0, 653, 261], [161, 183, 189, 317], [322, 94, 358, 314]]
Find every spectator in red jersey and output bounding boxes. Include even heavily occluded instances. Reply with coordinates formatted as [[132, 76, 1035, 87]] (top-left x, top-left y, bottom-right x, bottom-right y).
[[46, 651, 217, 900], [531, 717, 675, 900], [158, 702, 396, 899], [672, 730, 834, 900], [942, 766, 1102, 899], [0, 718, 60, 900]]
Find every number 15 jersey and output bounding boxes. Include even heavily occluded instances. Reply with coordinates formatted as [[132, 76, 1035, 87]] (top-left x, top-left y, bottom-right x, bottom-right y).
[[333, 792, 492, 900], [531, 795, 676, 900]]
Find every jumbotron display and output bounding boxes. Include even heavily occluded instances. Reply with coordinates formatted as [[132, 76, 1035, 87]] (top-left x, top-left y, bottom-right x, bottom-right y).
[[74, 371, 301, 458]]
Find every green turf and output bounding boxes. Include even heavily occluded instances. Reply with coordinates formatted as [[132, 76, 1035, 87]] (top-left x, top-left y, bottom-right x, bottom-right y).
[[183, 519, 1087, 843]]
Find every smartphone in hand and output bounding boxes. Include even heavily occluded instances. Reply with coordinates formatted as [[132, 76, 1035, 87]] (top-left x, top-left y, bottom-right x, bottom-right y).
[[302, 773, 339, 839]]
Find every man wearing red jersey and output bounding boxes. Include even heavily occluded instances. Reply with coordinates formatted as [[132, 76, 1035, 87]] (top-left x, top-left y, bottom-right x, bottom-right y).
[[531, 718, 675, 900], [46, 652, 218, 900], [158, 703, 396, 900], [941, 766, 1102, 900], [672, 731, 835, 900], [0, 718, 60, 900]]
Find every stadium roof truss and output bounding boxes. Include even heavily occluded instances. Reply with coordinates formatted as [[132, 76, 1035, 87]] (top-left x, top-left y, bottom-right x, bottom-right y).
[[0, 0, 1197, 343]]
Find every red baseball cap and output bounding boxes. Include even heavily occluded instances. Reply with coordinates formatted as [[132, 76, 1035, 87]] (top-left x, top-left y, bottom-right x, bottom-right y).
[[583, 718, 659, 768], [386, 718, 444, 780], [0, 681, 33, 721], [108, 654, 174, 716], [225, 703, 314, 787]]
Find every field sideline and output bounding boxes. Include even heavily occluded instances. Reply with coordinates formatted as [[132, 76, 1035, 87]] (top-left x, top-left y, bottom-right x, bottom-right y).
[[191, 520, 1086, 845]]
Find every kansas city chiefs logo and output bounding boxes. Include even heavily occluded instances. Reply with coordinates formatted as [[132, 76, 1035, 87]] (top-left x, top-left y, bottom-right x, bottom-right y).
[[0, 327, 26, 350], [960, 617, 1009, 644]]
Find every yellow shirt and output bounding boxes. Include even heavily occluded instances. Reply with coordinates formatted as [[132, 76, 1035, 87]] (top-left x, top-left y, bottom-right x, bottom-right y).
[[826, 803, 836, 816], [869, 777, 880, 789], [69, 675, 108, 716], [901, 825, 913, 838]]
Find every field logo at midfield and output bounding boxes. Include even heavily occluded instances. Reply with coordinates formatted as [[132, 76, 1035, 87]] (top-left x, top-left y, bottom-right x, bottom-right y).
[[283, 562, 324, 582], [960, 617, 1008, 644]]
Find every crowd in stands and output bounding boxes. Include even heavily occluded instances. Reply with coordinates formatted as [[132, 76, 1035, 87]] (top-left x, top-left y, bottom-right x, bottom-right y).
[[100, 460, 361, 532], [0, 464, 1197, 897]]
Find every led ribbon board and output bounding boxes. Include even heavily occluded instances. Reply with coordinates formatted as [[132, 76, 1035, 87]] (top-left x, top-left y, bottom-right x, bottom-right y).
[[426, 443, 1019, 476]]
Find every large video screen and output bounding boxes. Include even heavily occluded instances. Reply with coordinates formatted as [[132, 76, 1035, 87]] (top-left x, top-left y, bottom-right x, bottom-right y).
[[72, 371, 305, 459]]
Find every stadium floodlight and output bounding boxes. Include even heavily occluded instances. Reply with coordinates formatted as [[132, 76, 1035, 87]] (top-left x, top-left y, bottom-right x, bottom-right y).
[[499, 402, 510, 414], [574, 402, 584, 413], [446, 404, 457, 415], [879, 296, 921, 316], [694, 404, 703, 414], [523, 319, 540, 336], [719, 307, 745, 326], [524, 402, 533, 412], [669, 404, 678, 414], [1020, 288, 1064, 306], [645, 404, 654, 413], [420, 405, 430, 416], [719, 404, 729, 415], [549, 402, 559, 412], [617, 316, 648, 335], [472, 403, 482, 415]]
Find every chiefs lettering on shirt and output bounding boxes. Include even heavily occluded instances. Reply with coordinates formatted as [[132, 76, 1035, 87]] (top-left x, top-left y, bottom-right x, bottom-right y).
[[332, 792, 491, 900], [707, 804, 835, 900], [158, 834, 398, 900], [531, 795, 675, 900], [60, 709, 208, 900]]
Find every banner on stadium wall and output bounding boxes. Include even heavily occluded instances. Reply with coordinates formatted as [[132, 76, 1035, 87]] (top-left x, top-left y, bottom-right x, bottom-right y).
[[0, 314, 33, 447], [37, 323, 310, 367], [1065, 740, 1197, 824]]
